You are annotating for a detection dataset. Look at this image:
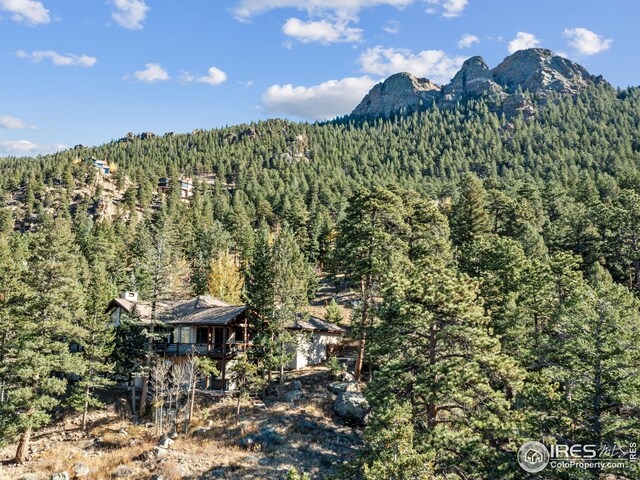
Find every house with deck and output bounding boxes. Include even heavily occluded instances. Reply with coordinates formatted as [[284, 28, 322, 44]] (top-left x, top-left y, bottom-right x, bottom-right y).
[[87, 156, 111, 175], [158, 177, 193, 198], [106, 293, 343, 391]]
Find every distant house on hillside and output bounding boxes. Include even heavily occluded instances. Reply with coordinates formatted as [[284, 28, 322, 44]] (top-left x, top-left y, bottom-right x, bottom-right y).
[[87, 156, 111, 175], [158, 177, 193, 198], [105, 293, 343, 391]]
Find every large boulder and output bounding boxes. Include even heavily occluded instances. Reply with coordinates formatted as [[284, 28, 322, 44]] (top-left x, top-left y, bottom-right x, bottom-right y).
[[333, 392, 369, 424], [238, 427, 285, 451], [284, 390, 304, 403]]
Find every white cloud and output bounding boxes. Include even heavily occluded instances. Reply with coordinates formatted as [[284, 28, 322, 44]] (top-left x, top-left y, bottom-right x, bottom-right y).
[[111, 0, 149, 30], [458, 33, 479, 48], [16, 49, 97, 67], [383, 19, 400, 34], [0, 115, 35, 129], [507, 32, 541, 54], [282, 17, 362, 43], [426, 0, 468, 18], [233, 0, 414, 20], [358, 46, 464, 84], [130, 63, 170, 83], [0, 140, 66, 156], [0, 0, 49, 25], [262, 76, 376, 120], [181, 66, 228, 86], [563, 27, 612, 55]]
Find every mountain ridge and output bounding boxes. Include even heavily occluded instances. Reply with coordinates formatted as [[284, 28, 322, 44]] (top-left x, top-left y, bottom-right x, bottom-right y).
[[351, 48, 608, 118]]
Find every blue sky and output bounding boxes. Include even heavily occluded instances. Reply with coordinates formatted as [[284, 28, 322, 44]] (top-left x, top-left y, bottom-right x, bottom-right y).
[[0, 0, 634, 156]]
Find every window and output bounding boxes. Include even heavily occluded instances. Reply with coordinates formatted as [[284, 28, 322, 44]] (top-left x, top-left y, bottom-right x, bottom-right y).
[[196, 327, 209, 344], [172, 327, 190, 344], [214, 328, 224, 347]]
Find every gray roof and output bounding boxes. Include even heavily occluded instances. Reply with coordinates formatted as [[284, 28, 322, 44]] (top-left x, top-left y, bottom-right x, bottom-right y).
[[163, 296, 245, 326], [287, 315, 344, 333], [164, 305, 246, 326]]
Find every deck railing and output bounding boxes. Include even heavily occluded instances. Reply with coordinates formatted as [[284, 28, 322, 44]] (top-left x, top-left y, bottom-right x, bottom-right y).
[[156, 342, 249, 357]]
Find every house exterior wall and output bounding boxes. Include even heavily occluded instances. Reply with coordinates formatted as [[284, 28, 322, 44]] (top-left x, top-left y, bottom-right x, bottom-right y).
[[288, 332, 341, 370]]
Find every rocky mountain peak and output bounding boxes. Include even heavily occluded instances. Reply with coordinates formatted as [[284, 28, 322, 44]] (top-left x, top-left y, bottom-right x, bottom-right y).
[[350, 48, 607, 118], [350, 72, 441, 118], [491, 48, 598, 94]]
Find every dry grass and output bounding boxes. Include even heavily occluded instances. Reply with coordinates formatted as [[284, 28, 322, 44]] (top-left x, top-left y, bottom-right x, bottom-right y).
[[0, 365, 362, 480]]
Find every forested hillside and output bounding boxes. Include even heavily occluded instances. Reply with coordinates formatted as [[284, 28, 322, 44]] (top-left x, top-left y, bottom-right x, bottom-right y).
[[1, 83, 640, 478]]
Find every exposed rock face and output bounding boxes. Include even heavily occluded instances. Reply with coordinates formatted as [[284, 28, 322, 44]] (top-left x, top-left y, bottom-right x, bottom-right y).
[[441, 56, 506, 107], [351, 72, 441, 118], [351, 48, 607, 119], [491, 48, 599, 94]]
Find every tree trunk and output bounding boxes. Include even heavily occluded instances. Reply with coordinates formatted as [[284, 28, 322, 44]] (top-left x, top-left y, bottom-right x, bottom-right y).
[[15, 427, 31, 464], [354, 276, 370, 382], [130, 382, 137, 421], [279, 363, 284, 400], [139, 374, 149, 415], [236, 394, 241, 425], [82, 383, 91, 431], [187, 373, 196, 433], [82, 400, 89, 431]]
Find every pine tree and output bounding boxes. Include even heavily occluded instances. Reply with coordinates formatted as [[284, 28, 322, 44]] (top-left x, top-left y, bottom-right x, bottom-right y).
[[244, 225, 309, 398], [324, 298, 344, 326], [336, 187, 409, 381], [366, 259, 523, 478], [6, 218, 86, 463], [450, 173, 490, 245], [69, 260, 116, 430]]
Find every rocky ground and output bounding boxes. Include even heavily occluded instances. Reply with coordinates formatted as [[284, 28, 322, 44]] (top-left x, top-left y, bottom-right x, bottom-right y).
[[0, 365, 365, 480]]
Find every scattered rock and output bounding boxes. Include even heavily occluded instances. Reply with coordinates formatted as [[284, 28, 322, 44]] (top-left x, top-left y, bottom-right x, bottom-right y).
[[167, 431, 179, 440], [237, 435, 255, 450], [50, 473, 69, 480], [238, 427, 285, 451], [72, 462, 90, 478], [337, 371, 355, 382], [192, 426, 211, 436], [284, 390, 304, 403], [245, 455, 260, 463], [19, 474, 39, 480], [327, 382, 359, 394], [111, 465, 135, 478], [291, 380, 302, 390], [150, 476, 164, 480], [259, 457, 272, 466], [334, 392, 370, 424], [157, 437, 174, 448], [295, 420, 318, 433], [153, 446, 169, 458]]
